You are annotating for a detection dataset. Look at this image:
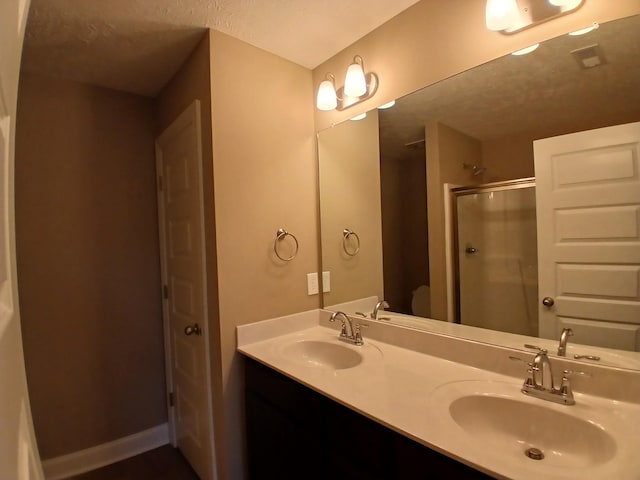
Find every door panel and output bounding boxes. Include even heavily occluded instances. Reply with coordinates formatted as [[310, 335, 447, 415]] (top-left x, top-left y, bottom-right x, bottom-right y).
[[156, 101, 215, 479], [534, 122, 640, 349]]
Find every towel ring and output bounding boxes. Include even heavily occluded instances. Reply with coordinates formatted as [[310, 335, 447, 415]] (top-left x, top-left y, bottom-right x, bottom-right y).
[[342, 228, 360, 257], [274, 228, 299, 261]]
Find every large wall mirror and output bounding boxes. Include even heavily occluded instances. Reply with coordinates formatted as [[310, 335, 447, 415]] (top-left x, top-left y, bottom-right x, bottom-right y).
[[317, 14, 640, 370]]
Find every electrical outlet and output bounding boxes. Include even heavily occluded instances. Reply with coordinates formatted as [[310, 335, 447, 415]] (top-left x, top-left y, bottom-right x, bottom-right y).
[[322, 271, 331, 293], [307, 272, 319, 295]]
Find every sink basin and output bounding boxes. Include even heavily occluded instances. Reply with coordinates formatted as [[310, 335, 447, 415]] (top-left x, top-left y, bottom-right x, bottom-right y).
[[449, 394, 616, 467], [281, 340, 364, 370], [427, 380, 640, 478]]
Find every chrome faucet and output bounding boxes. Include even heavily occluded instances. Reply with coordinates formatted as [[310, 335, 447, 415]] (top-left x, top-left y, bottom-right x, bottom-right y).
[[329, 311, 365, 345], [371, 300, 390, 320], [521, 349, 576, 406], [557, 328, 573, 356]]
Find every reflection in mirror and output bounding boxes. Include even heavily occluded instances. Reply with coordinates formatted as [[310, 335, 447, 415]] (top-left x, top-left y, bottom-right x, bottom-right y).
[[318, 15, 640, 370]]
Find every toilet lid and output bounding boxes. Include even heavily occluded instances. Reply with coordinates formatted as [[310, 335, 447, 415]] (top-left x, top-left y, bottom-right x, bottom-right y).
[[411, 285, 431, 318]]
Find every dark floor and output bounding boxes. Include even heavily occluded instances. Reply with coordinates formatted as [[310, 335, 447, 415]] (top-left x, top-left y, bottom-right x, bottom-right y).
[[68, 445, 199, 480]]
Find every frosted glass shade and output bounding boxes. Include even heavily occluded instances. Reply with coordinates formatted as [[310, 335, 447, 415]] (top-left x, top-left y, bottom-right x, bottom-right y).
[[548, 0, 582, 7], [316, 79, 337, 111], [485, 0, 520, 31], [344, 62, 367, 98]]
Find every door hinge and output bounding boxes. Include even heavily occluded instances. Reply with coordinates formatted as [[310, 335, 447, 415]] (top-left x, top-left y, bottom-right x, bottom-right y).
[[163, 285, 168, 299], [169, 392, 174, 407]]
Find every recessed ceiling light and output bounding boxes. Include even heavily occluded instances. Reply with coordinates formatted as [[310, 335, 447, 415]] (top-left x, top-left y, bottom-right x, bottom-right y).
[[569, 22, 599, 36], [512, 44, 540, 56]]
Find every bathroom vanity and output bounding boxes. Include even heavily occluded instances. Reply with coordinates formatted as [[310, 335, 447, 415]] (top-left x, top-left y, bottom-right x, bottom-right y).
[[237, 310, 640, 480]]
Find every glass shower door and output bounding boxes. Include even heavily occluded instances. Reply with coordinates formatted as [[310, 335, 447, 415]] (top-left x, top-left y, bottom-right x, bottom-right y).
[[455, 182, 538, 336]]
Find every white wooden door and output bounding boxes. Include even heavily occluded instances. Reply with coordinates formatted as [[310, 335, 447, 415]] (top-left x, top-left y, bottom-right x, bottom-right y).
[[534, 122, 640, 350], [156, 101, 216, 479], [0, 0, 44, 479]]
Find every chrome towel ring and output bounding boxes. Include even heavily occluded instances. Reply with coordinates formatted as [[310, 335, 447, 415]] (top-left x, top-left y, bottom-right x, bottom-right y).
[[274, 228, 299, 261], [342, 228, 360, 257]]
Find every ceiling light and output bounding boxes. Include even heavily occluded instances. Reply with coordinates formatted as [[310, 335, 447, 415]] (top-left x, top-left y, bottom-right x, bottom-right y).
[[344, 56, 367, 98], [485, 0, 520, 32], [569, 22, 599, 36], [378, 100, 396, 109], [512, 43, 540, 56], [316, 74, 337, 111], [316, 55, 379, 112], [350, 113, 367, 121]]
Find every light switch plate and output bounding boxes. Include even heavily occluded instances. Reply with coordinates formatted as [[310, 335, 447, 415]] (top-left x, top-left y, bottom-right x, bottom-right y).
[[322, 271, 330, 293], [307, 273, 319, 295]]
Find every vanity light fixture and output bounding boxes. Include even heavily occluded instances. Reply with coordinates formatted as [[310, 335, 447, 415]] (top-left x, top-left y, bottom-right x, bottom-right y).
[[486, 0, 584, 33], [512, 43, 540, 55], [316, 55, 379, 112], [548, 0, 582, 8], [378, 100, 396, 109], [316, 74, 338, 111], [350, 113, 367, 121], [485, 0, 520, 32], [569, 22, 599, 36]]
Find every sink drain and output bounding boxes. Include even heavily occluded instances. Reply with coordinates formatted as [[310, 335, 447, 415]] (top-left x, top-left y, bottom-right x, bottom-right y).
[[525, 447, 544, 460]]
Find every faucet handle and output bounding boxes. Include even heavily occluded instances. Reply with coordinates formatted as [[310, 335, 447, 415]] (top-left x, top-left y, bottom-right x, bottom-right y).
[[524, 344, 548, 354], [353, 323, 368, 345]]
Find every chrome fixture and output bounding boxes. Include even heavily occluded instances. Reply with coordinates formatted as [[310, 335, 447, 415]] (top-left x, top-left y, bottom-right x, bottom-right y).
[[274, 228, 299, 261], [342, 228, 361, 257], [329, 311, 366, 346], [574, 354, 601, 361], [521, 347, 584, 405], [557, 327, 573, 356], [372, 300, 390, 320], [485, 0, 584, 34], [463, 163, 486, 176], [316, 55, 379, 112]]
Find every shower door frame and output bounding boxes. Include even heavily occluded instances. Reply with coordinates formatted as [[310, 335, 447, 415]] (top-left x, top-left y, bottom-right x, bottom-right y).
[[450, 177, 536, 325]]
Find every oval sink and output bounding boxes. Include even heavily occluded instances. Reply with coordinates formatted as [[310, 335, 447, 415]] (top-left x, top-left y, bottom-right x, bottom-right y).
[[281, 340, 363, 370], [449, 394, 617, 468]]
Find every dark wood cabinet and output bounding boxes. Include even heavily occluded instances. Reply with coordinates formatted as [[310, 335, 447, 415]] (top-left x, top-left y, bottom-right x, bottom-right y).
[[245, 358, 491, 480]]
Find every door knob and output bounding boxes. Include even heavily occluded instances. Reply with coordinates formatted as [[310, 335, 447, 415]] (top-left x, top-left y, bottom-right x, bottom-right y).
[[542, 297, 555, 307], [465, 244, 478, 254], [184, 323, 201, 336]]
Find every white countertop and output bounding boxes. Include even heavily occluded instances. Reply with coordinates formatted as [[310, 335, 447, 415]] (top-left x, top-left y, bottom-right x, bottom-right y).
[[237, 309, 640, 480]]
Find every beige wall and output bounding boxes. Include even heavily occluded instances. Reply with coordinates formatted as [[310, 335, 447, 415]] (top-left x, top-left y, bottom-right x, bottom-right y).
[[482, 107, 640, 183], [209, 30, 317, 480], [154, 32, 225, 480], [425, 122, 483, 321], [318, 111, 384, 307], [15, 73, 165, 459], [313, 0, 640, 131]]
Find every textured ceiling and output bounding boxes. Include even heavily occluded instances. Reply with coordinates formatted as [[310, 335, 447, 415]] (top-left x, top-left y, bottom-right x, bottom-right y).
[[378, 14, 640, 161], [21, 0, 420, 96]]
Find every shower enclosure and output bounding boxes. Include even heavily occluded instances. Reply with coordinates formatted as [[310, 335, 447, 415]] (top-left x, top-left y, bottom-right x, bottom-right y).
[[452, 178, 538, 336]]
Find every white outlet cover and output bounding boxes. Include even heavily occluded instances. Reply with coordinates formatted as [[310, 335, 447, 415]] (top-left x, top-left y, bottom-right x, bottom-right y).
[[322, 271, 330, 293], [307, 272, 319, 295]]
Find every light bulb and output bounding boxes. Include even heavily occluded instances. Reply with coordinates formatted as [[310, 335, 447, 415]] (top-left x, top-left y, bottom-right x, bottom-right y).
[[344, 57, 367, 98], [485, 0, 520, 31], [316, 77, 337, 111]]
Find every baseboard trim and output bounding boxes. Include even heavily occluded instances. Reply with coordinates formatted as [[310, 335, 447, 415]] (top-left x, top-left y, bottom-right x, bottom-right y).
[[42, 423, 169, 480]]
